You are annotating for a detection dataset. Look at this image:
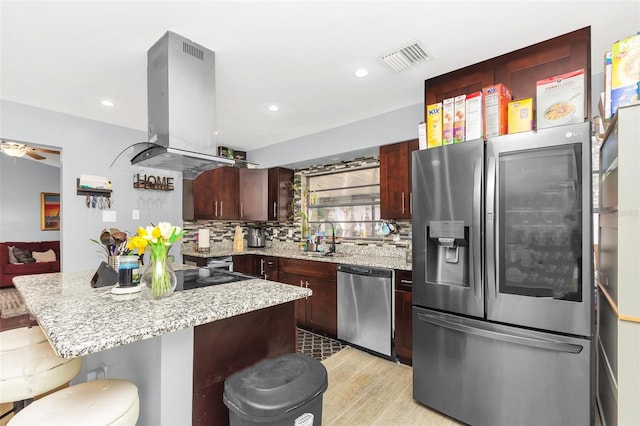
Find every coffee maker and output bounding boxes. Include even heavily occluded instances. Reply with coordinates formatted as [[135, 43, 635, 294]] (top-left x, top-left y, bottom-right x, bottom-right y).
[[247, 226, 265, 248]]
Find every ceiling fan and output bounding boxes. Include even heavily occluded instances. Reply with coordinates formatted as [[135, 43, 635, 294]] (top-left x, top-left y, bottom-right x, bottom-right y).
[[0, 140, 60, 160]]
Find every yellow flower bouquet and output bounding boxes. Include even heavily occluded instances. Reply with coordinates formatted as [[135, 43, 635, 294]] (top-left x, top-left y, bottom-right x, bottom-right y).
[[127, 222, 185, 298]]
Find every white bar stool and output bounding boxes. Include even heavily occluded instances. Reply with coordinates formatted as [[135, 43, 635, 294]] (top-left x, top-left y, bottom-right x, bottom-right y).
[[0, 326, 83, 420], [8, 379, 140, 426], [0, 326, 139, 425]]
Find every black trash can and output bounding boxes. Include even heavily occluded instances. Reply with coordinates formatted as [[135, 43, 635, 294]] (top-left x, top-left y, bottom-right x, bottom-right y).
[[223, 353, 328, 426]]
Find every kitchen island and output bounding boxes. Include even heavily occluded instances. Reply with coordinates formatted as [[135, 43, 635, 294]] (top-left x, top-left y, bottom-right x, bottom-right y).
[[13, 271, 312, 426]]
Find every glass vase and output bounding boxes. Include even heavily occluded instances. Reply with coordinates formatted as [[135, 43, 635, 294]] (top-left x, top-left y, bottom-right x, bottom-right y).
[[141, 245, 176, 299]]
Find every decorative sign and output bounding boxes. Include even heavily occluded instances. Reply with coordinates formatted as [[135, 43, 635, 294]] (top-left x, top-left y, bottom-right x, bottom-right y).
[[133, 174, 174, 191]]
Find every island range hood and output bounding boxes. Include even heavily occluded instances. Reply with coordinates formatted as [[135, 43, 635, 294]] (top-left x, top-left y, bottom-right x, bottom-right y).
[[131, 30, 247, 179]]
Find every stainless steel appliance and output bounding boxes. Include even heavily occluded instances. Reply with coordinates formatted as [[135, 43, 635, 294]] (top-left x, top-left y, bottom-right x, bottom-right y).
[[337, 264, 393, 358], [128, 31, 253, 178], [247, 226, 265, 248], [412, 122, 594, 426]]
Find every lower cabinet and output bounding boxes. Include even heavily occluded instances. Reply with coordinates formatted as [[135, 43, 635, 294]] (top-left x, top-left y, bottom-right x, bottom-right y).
[[232, 254, 257, 275], [279, 258, 337, 338], [394, 269, 413, 365], [257, 256, 279, 281]]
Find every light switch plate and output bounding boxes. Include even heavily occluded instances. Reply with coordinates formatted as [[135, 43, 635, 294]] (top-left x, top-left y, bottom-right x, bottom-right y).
[[102, 211, 117, 222], [132, 209, 140, 220]]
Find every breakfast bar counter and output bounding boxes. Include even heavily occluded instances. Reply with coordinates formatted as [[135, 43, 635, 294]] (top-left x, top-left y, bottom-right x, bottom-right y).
[[13, 271, 312, 426], [13, 271, 311, 358]]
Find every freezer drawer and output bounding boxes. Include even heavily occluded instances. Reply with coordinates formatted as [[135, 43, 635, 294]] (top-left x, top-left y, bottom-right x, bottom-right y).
[[413, 307, 594, 426]]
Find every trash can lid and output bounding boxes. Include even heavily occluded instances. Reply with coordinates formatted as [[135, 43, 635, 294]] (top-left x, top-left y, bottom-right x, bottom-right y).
[[223, 353, 328, 420]]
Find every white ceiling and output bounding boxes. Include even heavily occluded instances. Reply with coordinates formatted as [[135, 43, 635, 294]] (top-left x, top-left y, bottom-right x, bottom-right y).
[[1, 1, 638, 158]]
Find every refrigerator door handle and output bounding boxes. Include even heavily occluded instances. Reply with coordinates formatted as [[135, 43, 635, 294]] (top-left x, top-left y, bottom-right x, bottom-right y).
[[486, 156, 497, 296], [416, 312, 583, 354], [473, 158, 481, 294]]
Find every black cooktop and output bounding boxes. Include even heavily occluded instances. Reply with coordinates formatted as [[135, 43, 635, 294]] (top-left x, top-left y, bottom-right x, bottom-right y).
[[175, 268, 256, 292]]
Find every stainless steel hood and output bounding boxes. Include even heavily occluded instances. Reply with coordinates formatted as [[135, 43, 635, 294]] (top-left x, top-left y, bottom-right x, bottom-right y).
[[131, 30, 248, 179]]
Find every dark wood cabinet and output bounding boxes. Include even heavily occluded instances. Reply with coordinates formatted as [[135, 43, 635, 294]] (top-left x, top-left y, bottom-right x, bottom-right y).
[[424, 27, 591, 126], [193, 167, 239, 220], [268, 167, 294, 221], [237, 167, 293, 222], [394, 269, 413, 365], [380, 139, 419, 219], [239, 169, 268, 221], [279, 258, 337, 337], [258, 256, 279, 281], [232, 254, 258, 275], [183, 254, 209, 267]]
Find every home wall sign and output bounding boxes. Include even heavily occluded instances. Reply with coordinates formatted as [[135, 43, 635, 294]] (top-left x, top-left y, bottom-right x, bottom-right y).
[[133, 174, 174, 191]]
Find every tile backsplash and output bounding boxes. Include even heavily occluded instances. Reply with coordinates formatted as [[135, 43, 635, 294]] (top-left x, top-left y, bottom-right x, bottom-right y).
[[183, 156, 412, 255]]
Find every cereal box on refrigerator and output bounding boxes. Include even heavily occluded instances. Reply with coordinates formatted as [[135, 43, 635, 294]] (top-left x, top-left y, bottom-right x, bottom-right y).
[[465, 91, 483, 141], [507, 98, 533, 134], [611, 33, 640, 116], [483, 84, 512, 138], [536, 69, 585, 130], [426, 103, 443, 148], [442, 97, 455, 145], [453, 94, 466, 143]]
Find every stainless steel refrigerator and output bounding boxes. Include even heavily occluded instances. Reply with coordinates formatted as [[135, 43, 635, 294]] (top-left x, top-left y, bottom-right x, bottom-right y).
[[411, 122, 594, 426]]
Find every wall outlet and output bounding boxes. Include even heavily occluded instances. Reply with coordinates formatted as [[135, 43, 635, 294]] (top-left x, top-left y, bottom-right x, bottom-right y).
[[132, 209, 140, 220]]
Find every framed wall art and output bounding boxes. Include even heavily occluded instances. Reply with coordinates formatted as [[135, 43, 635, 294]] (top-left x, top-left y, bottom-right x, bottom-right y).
[[41, 192, 60, 231]]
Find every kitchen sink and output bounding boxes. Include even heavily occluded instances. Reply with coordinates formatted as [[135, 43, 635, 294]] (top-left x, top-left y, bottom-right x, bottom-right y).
[[299, 251, 349, 259]]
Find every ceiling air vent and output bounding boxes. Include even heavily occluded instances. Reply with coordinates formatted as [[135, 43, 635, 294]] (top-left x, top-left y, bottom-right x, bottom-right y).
[[183, 41, 204, 61], [377, 40, 431, 73]]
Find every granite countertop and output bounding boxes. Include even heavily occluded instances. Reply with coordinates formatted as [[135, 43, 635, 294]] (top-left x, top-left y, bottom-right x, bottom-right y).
[[13, 271, 312, 359], [183, 247, 413, 271]]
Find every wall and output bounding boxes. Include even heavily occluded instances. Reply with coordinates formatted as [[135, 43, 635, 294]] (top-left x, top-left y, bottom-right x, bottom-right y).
[[0, 155, 61, 241], [248, 103, 423, 169], [0, 100, 184, 272]]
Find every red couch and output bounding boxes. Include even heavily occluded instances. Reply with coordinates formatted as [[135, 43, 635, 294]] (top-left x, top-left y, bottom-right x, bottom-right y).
[[0, 241, 60, 288]]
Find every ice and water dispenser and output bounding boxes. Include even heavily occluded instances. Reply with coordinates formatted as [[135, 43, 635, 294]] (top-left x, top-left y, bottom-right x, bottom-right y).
[[426, 220, 469, 287]]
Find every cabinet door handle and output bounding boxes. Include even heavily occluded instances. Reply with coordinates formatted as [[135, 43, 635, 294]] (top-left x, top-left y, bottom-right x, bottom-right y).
[[264, 274, 269, 280], [401, 192, 405, 214], [305, 280, 309, 288], [214, 201, 218, 217], [400, 279, 413, 284], [240, 203, 243, 218], [260, 259, 265, 276], [273, 202, 277, 218], [220, 201, 223, 217], [300, 280, 304, 287]]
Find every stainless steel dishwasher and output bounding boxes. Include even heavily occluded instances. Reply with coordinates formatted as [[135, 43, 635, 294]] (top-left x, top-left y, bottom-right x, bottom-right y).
[[337, 264, 393, 358]]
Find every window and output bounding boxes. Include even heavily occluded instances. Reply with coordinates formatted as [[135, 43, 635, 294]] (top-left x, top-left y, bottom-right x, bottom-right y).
[[305, 166, 380, 239]]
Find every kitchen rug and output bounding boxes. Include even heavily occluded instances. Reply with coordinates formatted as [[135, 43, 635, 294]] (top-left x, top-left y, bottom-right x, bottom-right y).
[[297, 328, 346, 361], [0, 288, 29, 318]]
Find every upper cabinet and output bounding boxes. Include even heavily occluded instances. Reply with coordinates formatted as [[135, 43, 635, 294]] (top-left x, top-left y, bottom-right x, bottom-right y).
[[239, 167, 293, 222], [193, 167, 239, 220], [239, 169, 268, 221], [380, 139, 419, 219], [268, 167, 294, 222], [424, 27, 591, 125]]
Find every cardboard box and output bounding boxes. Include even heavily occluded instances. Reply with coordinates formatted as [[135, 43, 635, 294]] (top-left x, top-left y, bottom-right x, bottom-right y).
[[465, 91, 483, 141], [418, 121, 427, 150], [611, 33, 640, 115], [483, 84, 512, 138], [508, 98, 533, 134], [604, 51, 613, 120], [453, 95, 466, 143], [536, 69, 585, 130], [426, 103, 443, 148], [442, 98, 455, 145]]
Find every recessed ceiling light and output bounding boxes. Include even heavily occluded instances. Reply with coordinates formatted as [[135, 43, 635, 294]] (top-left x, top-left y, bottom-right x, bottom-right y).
[[101, 100, 114, 107], [354, 69, 369, 78], [268, 105, 279, 112]]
